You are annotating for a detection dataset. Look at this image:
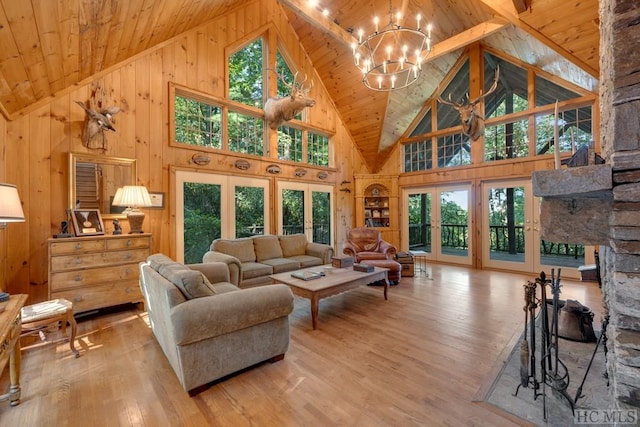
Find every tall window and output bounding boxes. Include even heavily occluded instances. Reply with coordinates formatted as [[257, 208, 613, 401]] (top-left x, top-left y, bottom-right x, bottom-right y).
[[229, 38, 264, 108]]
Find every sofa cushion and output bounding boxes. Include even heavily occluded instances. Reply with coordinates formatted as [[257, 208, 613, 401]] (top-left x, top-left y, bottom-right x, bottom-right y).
[[242, 262, 273, 280], [148, 254, 215, 299], [212, 238, 256, 263], [279, 234, 308, 257], [253, 235, 283, 261], [261, 257, 300, 273], [208, 282, 239, 294], [287, 254, 323, 268]]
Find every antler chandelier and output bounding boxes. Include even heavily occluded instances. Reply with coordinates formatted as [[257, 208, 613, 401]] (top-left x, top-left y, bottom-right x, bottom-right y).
[[352, 1, 432, 91]]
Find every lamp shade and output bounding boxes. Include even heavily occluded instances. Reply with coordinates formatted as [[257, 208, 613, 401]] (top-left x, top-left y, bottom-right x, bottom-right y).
[[0, 183, 25, 222], [112, 185, 152, 208]]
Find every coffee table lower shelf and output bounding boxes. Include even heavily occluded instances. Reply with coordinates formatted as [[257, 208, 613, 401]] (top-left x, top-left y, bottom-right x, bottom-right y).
[[271, 265, 389, 330]]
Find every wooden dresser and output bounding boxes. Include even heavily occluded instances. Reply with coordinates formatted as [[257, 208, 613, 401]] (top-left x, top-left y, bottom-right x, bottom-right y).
[[48, 234, 151, 314]]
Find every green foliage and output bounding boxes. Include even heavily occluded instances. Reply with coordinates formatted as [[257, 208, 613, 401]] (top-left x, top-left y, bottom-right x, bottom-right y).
[[235, 186, 264, 237], [183, 183, 221, 264], [229, 38, 264, 108], [174, 96, 222, 148], [282, 189, 304, 234]]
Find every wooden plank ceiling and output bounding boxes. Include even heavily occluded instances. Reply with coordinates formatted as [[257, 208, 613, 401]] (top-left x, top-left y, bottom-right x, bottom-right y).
[[0, 0, 599, 172]]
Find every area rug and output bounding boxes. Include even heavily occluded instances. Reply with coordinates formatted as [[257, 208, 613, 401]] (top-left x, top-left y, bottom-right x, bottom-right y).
[[481, 328, 610, 426]]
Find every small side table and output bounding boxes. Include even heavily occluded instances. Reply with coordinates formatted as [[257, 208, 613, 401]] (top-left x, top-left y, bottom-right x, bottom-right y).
[[409, 250, 429, 277], [0, 294, 28, 407]]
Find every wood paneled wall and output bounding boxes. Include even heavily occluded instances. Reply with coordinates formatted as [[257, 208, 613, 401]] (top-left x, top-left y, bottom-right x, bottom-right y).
[[0, 0, 370, 302]]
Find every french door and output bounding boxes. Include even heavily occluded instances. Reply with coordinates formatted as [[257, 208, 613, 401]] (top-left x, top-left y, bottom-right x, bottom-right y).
[[175, 170, 270, 263], [402, 184, 473, 266], [277, 181, 333, 245], [481, 179, 586, 279]]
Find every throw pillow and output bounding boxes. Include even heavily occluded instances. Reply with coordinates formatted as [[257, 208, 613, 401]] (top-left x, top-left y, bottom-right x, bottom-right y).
[[253, 235, 283, 261], [212, 238, 256, 263], [279, 234, 307, 257]]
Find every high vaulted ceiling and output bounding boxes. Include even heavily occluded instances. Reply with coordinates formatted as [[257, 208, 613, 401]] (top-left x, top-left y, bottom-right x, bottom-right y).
[[0, 0, 599, 172]]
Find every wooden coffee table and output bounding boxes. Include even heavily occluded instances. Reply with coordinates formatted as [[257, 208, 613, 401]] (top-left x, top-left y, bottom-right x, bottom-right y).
[[270, 265, 389, 330]]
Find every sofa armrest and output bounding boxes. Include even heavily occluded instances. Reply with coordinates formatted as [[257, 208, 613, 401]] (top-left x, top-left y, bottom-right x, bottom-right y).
[[343, 241, 358, 259], [306, 242, 334, 263], [187, 262, 230, 284], [203, 251, 241, 286], [170, 284, 294, 346], [378, 240, 397, 258]]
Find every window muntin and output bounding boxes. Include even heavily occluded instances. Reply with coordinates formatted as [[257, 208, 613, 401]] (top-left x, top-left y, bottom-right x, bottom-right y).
[[307, 132, 329, 166], [404, 139, 433, 172], [228, 110, 264, 156], [535, 106, 592, 155], [437, 133, 471, 168], [174, 95, 222, 149], [484, 54, 528, 119], [484, 119, 529, 161], [278, 125, 303, 161]]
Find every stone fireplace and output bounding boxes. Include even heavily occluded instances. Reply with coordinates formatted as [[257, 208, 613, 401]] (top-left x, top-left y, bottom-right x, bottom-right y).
[[532, 0, 640, 412], [599, 0, 640, 410]]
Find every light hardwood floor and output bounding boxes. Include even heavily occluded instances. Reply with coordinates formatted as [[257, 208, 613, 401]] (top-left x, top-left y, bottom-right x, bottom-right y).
[[0, 264, 603, 426]]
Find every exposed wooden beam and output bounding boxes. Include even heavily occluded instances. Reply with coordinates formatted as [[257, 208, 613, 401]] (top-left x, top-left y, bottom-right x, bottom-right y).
[[277, 0, 357, 48], [478, 0, 598, 77], [428, 17, 510, 60]]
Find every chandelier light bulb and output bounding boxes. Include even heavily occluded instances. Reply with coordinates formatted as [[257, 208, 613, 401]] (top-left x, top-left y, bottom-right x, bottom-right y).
[[386, 45, 392, 60], [417, 14, 421, 30], [322, 8, 329, 16], [374, 16, 379, 33], [358, 29, 364, 43], [377, 76, 382, 89]]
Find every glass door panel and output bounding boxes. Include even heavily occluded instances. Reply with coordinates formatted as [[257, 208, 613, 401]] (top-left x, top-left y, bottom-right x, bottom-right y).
[[438, 188, 471, 264], [482, 180, 532, 272], [281, 188, 304, 235], [312, 190, 331, 244], [183, 182, 221, 264], [407, 192, 432, 254], [278, 181, 333, 245], [235, 186, 265, 238], [402, 185, 472, 265]]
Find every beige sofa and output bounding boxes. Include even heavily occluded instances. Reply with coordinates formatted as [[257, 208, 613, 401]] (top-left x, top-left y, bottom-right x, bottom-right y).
[[203, 234, 334, 288], [139, 253, 294, 395]]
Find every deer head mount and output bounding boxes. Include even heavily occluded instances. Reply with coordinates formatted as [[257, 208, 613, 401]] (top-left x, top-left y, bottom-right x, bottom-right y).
[[264, 70, 315, 129], [75, 101, 121, 150], [437, 65, 500, 141]]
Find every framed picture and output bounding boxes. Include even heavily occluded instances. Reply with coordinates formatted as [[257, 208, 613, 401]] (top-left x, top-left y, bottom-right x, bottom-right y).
[[71, 209, 105, 236], [149, 192, 165, 209]]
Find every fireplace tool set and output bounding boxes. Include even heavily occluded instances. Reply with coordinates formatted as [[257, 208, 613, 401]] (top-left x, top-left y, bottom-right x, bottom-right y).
[[515, 269, 575, 421]]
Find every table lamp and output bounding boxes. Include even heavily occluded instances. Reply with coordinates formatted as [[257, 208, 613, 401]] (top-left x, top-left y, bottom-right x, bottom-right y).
[[112, 185, 152, 233], [0, 183, 25, 228]]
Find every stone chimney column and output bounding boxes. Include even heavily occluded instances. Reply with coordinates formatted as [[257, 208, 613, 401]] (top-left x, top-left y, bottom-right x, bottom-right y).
[[599, 0, 640, 411]]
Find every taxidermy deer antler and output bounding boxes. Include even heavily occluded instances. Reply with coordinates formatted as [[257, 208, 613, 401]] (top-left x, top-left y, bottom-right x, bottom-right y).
[[437, 65, 500, 141], [264, 70, 315, 129], [75, 101, 121, 150]]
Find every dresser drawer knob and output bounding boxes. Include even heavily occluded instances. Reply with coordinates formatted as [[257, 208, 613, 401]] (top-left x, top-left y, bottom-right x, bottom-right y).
[[125, 268, 132, 275], [75, 258, 83, 265], [125, 253, 132, 260], [74, 275, 82, 281], [74, 296, 83, 303], [75, 243, 82, 250], [126, 240, 133, 246]]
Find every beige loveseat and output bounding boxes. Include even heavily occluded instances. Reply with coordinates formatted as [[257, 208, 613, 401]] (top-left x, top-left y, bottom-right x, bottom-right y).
[[203, 234, 334, 288], [139, 253, 294, 395]]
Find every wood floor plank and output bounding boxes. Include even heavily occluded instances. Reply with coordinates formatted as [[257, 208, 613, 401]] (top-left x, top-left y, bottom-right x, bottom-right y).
[[0, 264, 603, 426]]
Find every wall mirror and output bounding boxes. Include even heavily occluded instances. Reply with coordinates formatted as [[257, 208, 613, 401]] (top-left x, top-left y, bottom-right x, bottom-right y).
[[69, 153, 137, 220]]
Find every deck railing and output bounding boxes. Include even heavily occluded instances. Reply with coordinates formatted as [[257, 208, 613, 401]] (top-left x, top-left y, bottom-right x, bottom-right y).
[[408, 223, 583, 257]]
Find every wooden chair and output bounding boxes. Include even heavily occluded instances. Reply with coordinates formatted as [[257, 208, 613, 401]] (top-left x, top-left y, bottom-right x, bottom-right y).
[[20, 299, 80, 358]]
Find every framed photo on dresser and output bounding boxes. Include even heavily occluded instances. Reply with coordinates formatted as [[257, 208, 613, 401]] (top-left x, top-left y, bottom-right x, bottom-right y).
[[71, 209, 105, 236]]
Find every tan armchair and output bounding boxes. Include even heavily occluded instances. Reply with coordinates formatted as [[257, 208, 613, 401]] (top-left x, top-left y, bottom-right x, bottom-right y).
[[343, 227, 397, 262]]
